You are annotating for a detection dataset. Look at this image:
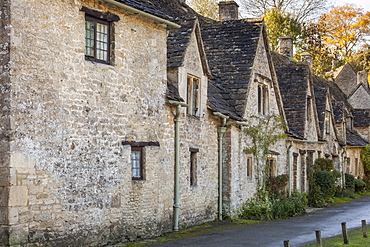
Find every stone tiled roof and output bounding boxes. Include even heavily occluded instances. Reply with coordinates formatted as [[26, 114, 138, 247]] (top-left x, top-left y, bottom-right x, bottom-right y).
[[313, 76, 329, 137], [312, 76, 351, 123], [352, 109, 370, 127], [201, 18, 264, 116], [135, 0, 201, 23], [208, 80, 244, 120], [167, 18, 196, 68], [114, 0, 175, 21], [346, 129, 368, 146], [166, 80, 184, 102], [271, 52, 309, 138]]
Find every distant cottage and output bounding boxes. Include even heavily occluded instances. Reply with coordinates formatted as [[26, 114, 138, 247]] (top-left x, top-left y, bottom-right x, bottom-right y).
[[0, 0, 369, 246]]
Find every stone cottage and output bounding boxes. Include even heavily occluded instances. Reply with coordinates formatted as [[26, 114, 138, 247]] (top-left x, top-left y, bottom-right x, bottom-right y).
[[0, 0, 205, 245], [200, 3, 288, 216]]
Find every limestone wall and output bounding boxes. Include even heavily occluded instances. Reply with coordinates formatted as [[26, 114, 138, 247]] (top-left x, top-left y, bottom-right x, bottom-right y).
[[6, 0, 175, 245]]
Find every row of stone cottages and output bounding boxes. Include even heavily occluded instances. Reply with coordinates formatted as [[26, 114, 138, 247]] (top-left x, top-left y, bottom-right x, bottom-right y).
[[0, 0, 369, 246]]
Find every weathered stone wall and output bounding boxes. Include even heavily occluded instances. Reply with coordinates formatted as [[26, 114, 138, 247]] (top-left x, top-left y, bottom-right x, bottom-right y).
[[5, 0, 183, 245], [346, 148, 364, 178], [0, 0, 11, 245]]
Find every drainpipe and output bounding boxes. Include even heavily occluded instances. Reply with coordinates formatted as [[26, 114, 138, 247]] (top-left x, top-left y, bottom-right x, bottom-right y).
[[341, 146, 347, 188], [169, 100, 188, 231], [287, 141, 293, 196], [213, 112, 229, 220]]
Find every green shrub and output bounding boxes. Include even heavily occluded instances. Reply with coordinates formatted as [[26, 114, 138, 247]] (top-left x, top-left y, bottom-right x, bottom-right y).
[[345, 173, 355, 191], [307, 184, 326, 207], [271, 192, 307, 219], [239, 191, 307, 220], [314, 171, 336, 197], [313, 158, 334, 172], [354, 179, 366, 192], [238, 197, 272, 220], [308, 170, 337, 207]]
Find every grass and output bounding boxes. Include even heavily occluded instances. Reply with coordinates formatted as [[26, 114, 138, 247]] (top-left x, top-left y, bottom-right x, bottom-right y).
[[301, 227, 370, 247]]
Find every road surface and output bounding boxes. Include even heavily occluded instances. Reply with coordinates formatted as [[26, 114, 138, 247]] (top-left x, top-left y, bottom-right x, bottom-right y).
[[148, 195, 370, 247]]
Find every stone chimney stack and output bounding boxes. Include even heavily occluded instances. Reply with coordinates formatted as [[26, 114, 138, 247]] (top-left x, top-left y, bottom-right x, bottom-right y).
[[357, 71, 368, 85], [279, 36, 293, 58], [219, 1, 239, 21], [301, 52, 313, 69]]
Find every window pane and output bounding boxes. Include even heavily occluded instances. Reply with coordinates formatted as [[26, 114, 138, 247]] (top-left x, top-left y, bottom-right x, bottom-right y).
[[131, 150, 141, 178], [85, 21, 95, 57]]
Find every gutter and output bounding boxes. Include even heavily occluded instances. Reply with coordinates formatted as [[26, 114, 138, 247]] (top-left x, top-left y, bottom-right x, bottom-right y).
[[169, 100, 188, 231], [285, 138, 326, 144], [101, 0, 181, 29]]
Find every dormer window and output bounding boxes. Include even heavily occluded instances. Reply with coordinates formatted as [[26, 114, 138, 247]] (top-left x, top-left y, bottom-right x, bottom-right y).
[[346, 116, 353, 131], [187, 75, 200, 117], [307, 96, 312, 122], [258, 84, 269, 115], [325, 110, 331, 134]]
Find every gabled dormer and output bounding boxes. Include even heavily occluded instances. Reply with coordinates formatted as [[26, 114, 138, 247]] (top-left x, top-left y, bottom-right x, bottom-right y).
[[167, 18, 211, 118], [244, 26, 286, 122]]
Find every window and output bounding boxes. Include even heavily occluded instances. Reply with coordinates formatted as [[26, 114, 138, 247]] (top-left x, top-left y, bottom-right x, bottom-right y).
[[266, 158, 277, 178], [190, 148, 198, 186], [81, 7, 119, 64], [307, 96, 312, 122], [346, 158, 351, 174], [131, 147, 144, 180], [85, 16, 110, 63], [346, 117, 353, 131], [258, 84, 268, 115], [325, 110, 331, 134], [187, 75, 200, 116], [247, 157, 253, 177]]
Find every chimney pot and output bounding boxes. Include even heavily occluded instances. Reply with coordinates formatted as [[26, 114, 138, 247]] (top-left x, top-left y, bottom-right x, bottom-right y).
[[279, 36, 293, 58], [301, 52, 313, 69], [219, 1, 239, 21], [357, 71, 368, 86]]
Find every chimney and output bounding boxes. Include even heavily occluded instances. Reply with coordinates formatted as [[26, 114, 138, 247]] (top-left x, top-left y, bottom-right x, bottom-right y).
[[301, 52, 313, 69], [357, 71, 368, 85], [219, 1, 239, 21], [279, 36, 293, 58]]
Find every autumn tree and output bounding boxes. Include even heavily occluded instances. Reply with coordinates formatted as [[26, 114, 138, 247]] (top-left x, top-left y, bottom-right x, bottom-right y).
[[318, 4, 370, 60], [187, 0, 218, 20], [239, 0, 330, 23], [297, 22, 339, 76]]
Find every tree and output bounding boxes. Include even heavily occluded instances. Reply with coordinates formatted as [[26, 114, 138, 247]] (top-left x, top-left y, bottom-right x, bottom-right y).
[[318, 4, 370, 60], [361, 144, 370, 180], [243, 115, 287, 190], [263, 8, 304, 50], [347, 44, 370, 83], [297, 22, 339, 76], [187, 0, 218, 20], [239, 0, 330, 23]]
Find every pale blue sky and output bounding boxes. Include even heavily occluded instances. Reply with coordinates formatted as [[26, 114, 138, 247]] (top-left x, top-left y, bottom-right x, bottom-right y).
[[333, 0, 370, 11]]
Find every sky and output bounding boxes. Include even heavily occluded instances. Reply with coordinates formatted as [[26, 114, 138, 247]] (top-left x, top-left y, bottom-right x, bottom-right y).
[[333, 0, 370, 11]]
